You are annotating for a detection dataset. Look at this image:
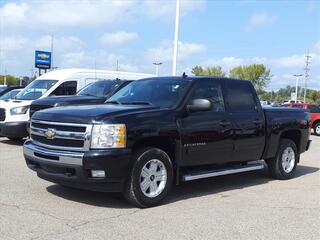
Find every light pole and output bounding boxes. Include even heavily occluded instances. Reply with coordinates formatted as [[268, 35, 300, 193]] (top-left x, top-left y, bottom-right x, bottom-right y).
[[153, 62, 162, 76], [172, 0, 180, 76], [293, 74, 302, 103]]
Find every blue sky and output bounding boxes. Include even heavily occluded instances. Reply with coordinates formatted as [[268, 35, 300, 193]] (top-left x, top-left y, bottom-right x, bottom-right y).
[[0, 0, 319, 90]]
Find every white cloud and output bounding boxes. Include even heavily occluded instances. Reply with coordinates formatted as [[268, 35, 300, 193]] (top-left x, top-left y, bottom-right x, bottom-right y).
[[0, 1, 137, 31], [142, 0, 205, 20], [0, 0, 204, 31], [146, 40, 206, 62], [245, 10, 278, 32], [60, 50, 140, 73], [99, 31, 138, 47]]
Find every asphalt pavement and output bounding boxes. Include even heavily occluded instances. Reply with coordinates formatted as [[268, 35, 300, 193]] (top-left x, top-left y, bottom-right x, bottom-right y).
[[0, 135, 319, 240]]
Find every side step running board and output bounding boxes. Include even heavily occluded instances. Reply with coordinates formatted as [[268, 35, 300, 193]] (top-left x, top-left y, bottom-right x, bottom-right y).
[[182, 161, 265, 182]]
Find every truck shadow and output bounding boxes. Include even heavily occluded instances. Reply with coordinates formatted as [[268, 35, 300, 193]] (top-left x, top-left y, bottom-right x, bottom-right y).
[[46, 164, 318, 209], [0, 138, 26, 146]]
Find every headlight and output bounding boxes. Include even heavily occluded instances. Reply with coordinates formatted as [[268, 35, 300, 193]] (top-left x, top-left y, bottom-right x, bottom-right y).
[[10, 106, 29, 115], [91, 124, 126, 149]]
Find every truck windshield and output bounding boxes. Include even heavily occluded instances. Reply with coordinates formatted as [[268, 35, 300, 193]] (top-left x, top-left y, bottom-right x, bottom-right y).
[[0, 86, 7, 93], [107, 78, 190, 108], [78, 80, 122, 98], [15, 80, 58, 100]]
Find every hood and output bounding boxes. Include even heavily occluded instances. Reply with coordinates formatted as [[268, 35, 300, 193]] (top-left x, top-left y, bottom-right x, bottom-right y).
[[31, 95, 105, 107], [32, 104, 159, 124], [0, 99, 33, 109]]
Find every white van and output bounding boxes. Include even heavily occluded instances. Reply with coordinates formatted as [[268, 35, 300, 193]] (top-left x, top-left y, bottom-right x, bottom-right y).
[[0, 68, 154, 140]]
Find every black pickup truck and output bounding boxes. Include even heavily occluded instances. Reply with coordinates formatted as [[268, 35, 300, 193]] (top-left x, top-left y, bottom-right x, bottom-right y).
[[24, 76, 311, 207], [29, 79, 130, 117]]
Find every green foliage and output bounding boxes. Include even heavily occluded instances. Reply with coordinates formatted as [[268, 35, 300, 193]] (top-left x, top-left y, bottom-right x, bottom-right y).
[[0, 75, 20, 86], [229, 64, 271, 92], [191, 65, 226, 77], [192, 64, 271, 92]]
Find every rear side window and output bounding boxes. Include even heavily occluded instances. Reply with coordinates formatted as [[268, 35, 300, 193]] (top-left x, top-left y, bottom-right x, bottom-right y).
[[226, 82, 258, 112], [51, 81, 77, 96]]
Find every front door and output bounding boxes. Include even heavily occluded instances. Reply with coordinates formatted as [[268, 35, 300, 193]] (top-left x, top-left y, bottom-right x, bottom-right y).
[[179, 80, 233, 166]]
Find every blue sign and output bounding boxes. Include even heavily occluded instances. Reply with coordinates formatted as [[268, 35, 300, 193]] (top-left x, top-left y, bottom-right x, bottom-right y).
[[35, 50, 51, 69]]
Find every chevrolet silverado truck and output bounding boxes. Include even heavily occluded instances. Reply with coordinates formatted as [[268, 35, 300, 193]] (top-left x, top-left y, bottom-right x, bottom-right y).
[[24, 76, 312, 207]]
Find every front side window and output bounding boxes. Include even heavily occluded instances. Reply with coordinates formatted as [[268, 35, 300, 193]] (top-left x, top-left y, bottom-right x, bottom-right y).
[[308, 105, 320, 113], [107, 78, 191, 108], [226, 82, 258, 112], [50, 81, 77, 96], [15, 80, 58, 100], [78, 80, 122, 98], [189, 81, 225, 112]]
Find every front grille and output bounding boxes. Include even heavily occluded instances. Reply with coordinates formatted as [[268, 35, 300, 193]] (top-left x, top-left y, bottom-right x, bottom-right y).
[[30, 120, 92, 151], [30, 105, 53, 118], [31, 134, 84, 148], [0, 108, 5, 121]]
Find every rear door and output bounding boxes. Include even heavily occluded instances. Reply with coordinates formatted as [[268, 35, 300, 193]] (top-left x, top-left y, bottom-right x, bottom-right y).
[[225, 81, 266, 162], [179, 80, 233, 166]]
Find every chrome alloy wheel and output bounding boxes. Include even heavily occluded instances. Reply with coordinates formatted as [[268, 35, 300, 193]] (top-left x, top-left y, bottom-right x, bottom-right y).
[[139, 159, 167, 198], [316, 125, 320, 135], [281, 147, 295, 173]]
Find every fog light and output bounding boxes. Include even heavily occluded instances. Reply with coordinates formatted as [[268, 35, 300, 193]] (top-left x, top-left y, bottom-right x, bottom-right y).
[[91, 170, 105, 178]]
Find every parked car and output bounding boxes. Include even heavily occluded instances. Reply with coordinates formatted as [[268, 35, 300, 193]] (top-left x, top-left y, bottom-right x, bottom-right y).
[[0, 89, 23, 101], [282, 103, 320, 136], [29, 79, 132, 118], [0, 85, 24, 97], [24, 76, 311, 207], [0, 69, 154, 140]]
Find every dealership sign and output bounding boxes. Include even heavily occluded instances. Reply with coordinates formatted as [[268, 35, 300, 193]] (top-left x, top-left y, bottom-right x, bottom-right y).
[[35, 50, 51, 69]]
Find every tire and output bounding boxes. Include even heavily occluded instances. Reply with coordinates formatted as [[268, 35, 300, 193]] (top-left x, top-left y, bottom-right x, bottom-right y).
[[123, 147, 174, 208], [266, 138, 299, 180], [314, 122, 320, 136]]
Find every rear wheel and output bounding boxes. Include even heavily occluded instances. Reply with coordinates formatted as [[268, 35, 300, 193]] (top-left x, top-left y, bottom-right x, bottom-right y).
[[314, 122, 320, 136], [123, 147, 173, 208], [266, 139, 299, 180]]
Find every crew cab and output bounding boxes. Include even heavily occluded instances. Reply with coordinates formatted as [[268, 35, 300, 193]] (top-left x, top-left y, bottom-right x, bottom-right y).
[[24, 77, 312, 207], [282, 103, 320, 136], [29, 79, 131, 118]]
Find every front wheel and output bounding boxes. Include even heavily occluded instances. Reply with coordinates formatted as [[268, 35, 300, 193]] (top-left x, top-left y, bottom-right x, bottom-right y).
[[314, 122, 320, 136], [266, 138, 299, 180], [123, 147, 173, 208]]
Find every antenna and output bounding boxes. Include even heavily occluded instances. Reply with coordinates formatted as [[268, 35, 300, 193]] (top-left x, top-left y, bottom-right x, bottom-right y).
[[182, 72, 188, 78], [303, 50, 312, 102]]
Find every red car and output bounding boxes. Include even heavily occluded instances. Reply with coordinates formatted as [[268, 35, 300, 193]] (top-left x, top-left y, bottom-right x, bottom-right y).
[[282, 103, 320, 136]]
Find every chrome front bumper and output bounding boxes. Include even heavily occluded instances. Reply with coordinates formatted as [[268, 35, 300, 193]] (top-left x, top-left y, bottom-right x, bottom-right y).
[[23, 140, 84, 166]]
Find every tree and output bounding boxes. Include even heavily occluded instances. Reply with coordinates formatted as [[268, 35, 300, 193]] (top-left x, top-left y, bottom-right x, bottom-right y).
[[191, 65, 226, 77], [229, 64, 272, 91], [191, 65, 205, 76], [310, 90, 319, 103], [0, 75, 20, 86]]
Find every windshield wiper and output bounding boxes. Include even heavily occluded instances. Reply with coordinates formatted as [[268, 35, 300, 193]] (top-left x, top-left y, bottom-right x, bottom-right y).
[[105, 100, 121, 105], [122, 101, 152, 106]]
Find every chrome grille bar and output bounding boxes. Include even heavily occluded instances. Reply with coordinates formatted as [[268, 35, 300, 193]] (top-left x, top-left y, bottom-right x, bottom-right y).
[[30, 126, 87, 140], [30, 120, 93, 151]]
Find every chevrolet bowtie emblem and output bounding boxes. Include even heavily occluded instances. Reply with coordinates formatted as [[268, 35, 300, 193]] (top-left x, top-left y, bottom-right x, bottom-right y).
[[44, 128, 56, 139]]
